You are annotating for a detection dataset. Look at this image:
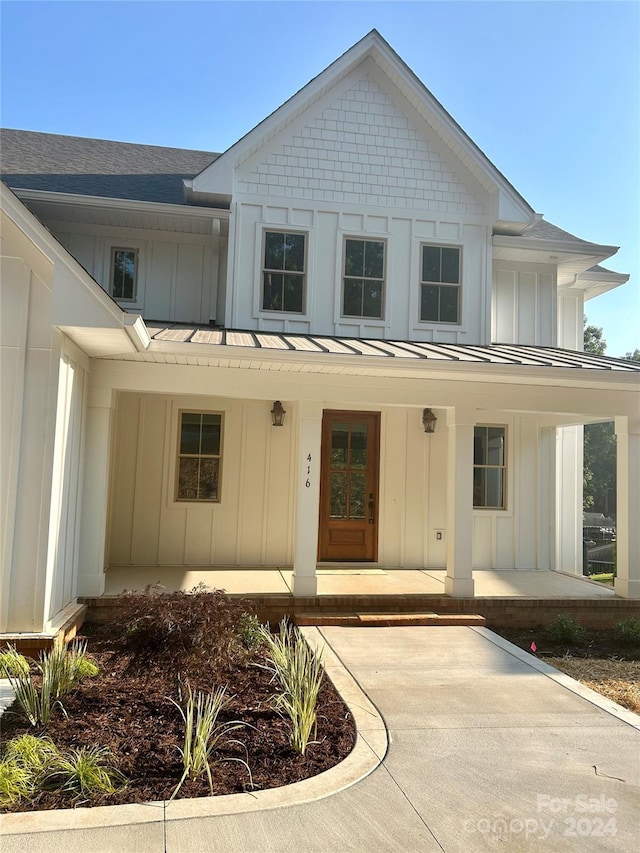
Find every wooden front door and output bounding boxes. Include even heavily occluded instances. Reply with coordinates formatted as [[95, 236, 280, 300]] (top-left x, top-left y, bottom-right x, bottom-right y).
[[318, 411, 380, 561]]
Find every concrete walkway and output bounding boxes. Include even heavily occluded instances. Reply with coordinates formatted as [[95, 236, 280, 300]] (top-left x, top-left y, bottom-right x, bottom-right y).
[[2, 627, 639, 851]]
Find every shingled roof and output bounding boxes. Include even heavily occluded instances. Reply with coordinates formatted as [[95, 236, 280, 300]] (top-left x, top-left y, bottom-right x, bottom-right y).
[[0, 129, 218, 205], [0, 129, 614, 252]]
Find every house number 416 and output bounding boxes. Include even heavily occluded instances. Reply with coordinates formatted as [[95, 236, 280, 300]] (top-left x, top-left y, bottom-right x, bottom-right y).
[[305, 453, 312, 487]]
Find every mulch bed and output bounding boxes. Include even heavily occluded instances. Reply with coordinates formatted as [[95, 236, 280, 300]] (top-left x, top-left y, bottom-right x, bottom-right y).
[[0, 622, 356, 813], [492, 627, 640, 713]]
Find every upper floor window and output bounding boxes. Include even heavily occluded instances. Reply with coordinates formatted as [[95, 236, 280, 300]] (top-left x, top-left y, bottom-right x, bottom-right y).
[[176, 412, 223, 502], [262, 231, 305, 313], [110, 248, 138, 301], [420, 245, 461, 323], [343, 238, 385, 319], [473, 425, 506, 509]]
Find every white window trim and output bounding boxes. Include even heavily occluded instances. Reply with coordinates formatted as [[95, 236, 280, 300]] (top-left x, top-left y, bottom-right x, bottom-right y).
[[110, 246, 138, 303], [102, 240, 146, 307], [337, 233, 389, 325], [416, 241, 463, 327], [253, 223, 311, 320], [174, 409, 224, 504], [473, 423, 508, 512]]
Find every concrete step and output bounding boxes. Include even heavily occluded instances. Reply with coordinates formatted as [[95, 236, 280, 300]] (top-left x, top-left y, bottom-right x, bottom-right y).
[[294, 612, 486, 627]]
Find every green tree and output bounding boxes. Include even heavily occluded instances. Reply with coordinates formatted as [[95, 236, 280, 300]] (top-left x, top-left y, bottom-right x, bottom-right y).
[[583, 320, 607, 355], [582, 327, 640, 513]]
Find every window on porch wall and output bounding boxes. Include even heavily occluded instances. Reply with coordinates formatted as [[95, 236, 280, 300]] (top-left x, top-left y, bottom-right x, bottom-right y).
[[176, 412, 222, 501], [473, 425, 506, 509]]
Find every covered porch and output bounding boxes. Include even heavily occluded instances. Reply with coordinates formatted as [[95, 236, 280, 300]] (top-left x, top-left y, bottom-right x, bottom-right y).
[[73, 328, 640, 606]]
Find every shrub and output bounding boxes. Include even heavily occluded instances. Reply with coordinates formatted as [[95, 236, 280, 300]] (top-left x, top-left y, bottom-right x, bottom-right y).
[[1, 735, 59, 806], [114, 586, 255, 669], [8, 638, 97, 726], [0, 645, 30, 679], [547, 614, 585, 645], [259, 620, 325, 755], [169, 684, 252, 800], [613, 618, 640, 648], [42, 746, 127, 800], [238, 613, 264, 651], [8, 660, 64, 726], [0, 759, 32, 808]]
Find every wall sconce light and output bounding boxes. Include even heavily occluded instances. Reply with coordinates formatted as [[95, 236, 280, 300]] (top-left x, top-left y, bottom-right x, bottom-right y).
[[422, 408, 437, 434], [271, 401, 286, 427]]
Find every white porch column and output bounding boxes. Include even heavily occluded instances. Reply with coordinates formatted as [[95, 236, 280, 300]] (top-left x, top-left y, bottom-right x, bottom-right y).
[[292, 401, 323, 597], [77, 386, 115, 597], [614, 415, 640, 599], [445, 407, 476, 597]]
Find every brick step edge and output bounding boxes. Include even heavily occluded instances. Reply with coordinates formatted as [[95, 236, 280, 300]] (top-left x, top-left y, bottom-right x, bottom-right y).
[[294, 613, 486, 627]]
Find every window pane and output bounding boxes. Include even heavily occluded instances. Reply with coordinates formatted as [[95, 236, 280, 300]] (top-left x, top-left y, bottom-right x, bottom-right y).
[[264, 232, 284, 270], [331, 424, 349, 469], [282, 274, 303, 312], [440, 286, 459, 323], [441, 248, 460, 284], [473, 468, 486, 507], [422, 246, 440, 282], [363, 282, 383, 318], [364, 241, 384, 279], [474, 428, 487, 465], [487, 428, 505, 466], [180, 413, 202, 454], [345, 240, 364, 277], [284, 233, 305, 272], [343, 278, 363, 316], [200, 415, 221, 455], [350, 424, 367, 469], [178, 457, 200, 500], [330, 473, 347, 518], [420, 285, 439, 322], [113, 250, 136, 300], [263, 272, 283, 310], [198, 458, 219, 500], [486, 468, 504, 508], [349, 473, 366, 519]]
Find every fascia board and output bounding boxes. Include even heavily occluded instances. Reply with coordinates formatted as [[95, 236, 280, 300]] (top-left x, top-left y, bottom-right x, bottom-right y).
[[492, 234, 619, 260], [1, 183, 123, 325], [146, 339, 640, 391], [13, 188, 229, 220], [571, 270, 630, 302]]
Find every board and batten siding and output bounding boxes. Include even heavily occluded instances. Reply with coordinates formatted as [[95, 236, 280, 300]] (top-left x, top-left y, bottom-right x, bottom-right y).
[[228, 202, 489, 343], [47, 222, 219, 325], [108, 394, 296, 568], [107, 396, 554, 572], [492, 261, 556, 345], [472, 416, 555, 571]]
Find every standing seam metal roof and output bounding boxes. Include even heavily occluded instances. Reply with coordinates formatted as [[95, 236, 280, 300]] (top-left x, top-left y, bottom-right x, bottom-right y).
[[145, 327, 640, 372]]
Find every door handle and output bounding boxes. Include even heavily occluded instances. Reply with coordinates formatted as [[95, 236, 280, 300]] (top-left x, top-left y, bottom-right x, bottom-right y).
[[368, 493, 375, 524]]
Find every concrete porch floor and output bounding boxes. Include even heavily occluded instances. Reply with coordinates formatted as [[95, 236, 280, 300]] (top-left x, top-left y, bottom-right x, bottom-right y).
[[104, 566, 617, 599]]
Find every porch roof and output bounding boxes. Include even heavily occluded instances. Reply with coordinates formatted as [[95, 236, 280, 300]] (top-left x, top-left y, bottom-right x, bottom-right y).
[[146, 326, 640, 373]]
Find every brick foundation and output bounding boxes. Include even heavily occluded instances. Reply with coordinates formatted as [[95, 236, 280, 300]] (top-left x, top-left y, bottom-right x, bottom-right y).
[[78, 594, 640, 630]]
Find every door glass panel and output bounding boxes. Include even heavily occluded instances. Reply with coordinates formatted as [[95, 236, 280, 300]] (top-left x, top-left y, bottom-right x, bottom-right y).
[[331, 424, 349, 469], [349, 473, 366, 518], [330, 473, 347, 518], [350, 423, 367, 468]]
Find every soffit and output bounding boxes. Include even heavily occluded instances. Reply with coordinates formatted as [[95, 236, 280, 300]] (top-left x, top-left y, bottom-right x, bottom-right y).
[[15, 191, 229, 236]]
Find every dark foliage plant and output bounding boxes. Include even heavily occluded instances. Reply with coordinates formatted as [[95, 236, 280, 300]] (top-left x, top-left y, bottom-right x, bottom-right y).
[[112, 585, 256, 670]]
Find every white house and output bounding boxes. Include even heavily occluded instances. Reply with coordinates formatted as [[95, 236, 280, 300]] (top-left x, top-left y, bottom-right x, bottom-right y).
[[1, 31, 639, 639]]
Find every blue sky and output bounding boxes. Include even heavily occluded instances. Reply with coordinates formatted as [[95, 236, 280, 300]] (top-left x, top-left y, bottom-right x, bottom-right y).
[[2, 0, 638, 355]]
